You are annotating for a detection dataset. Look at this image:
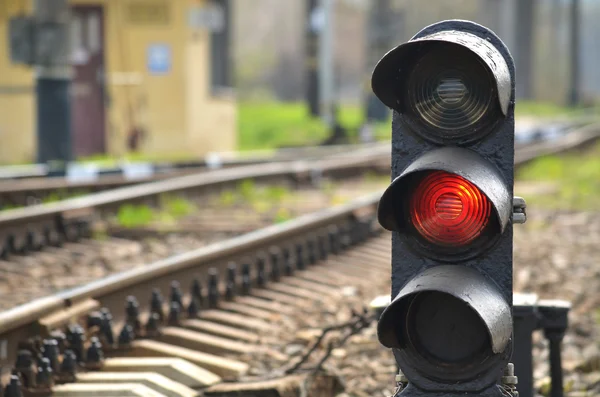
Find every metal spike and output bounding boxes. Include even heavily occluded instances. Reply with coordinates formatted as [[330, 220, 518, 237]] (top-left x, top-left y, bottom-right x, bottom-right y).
[[86, 337, 104, 366], [328, 227, 340, 254], [241, 263, 251, 295], [36, 357, 54, 388], [256, 254, 266, 287], [307, 239, 317, 264], [87, 312, 103, 329], [60, 350, 77, 376], [295, 243, 305, 270], [42, 339, 59, 373], [125, 296, 141, 334], [170, 281, 183, 308], [283, 247, 293, 276], [146, 312, 161, 337], [318, 234, 328, 261], [226, 263, 237, 301], [270, 248, 281, 281], [100, 309, 115, 346], [187, 297, 200, 318], [118, 324, 134, 347], [67, 325, 85, 363], [208, 268, 219, 308], [168, 302, 181, 326], [4, 375, 23, 397], [14, 350, 35, 388], [191, 278, 204, 308], [150, 289, 165, 322]]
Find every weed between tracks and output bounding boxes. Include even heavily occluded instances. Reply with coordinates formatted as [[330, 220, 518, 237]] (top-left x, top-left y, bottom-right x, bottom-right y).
[[113, 175, 389, 229], [116, 195, 197, 228], [516, 141, 600, 211]]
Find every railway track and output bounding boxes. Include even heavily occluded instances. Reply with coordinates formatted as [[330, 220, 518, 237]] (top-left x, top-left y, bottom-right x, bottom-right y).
[[0, 177, 387, 310], [0, 192, 387, 396], [0, 143, 388, 209], [0, 120, 598, 260], [0, 122, 599, 396], [0, 145, 391, 258]]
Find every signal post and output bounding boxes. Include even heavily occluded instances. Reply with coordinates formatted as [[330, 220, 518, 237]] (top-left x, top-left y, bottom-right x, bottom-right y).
[[372, 20, 525, 397]]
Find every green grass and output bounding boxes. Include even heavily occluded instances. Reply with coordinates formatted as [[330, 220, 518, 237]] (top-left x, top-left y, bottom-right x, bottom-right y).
[[515, 100, 598, 119], [117, 204, 155, 228], [160, 195, 196, 219], [516, 142, 600, 210], [216, 180, 292, 214], [238, 102, 336, 150], [237, 101, 384, 150], [116, 196, 197, 228]]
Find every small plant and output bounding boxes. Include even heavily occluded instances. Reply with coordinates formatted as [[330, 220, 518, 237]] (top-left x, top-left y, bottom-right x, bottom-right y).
[[117, 204, 154, 228], [330, 194, 349, 206], [320, 180, 336, 197], [263, 185, 289, 203], [274, 207, 291, 223], [218, 190, 237, 206], [0, 202, 21, 211], [92, 228, 109, 241], [42, 192, 64, 204], [238, 179, 257, 201], [252, 200, 271, 214], [161, 195, 196, 219]]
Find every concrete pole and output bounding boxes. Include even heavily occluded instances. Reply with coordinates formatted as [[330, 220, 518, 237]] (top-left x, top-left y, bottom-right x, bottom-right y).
[[365, 0, 393, 122], [499, 0, 517, 55], [318, 0, 334, 127], [514, 0, 535, 99], [479, 0, 501, 36], [306, 0, 320, 116], [210, 0, 232, 90], [568, 0, 580, 106], [34, 0, 73, 163]]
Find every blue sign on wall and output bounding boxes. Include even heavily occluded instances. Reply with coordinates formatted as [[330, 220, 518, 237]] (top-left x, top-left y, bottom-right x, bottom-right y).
[[147, 44, 171, 75]]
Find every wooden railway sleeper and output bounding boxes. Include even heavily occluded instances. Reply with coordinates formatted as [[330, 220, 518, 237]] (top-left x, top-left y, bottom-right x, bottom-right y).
[[1, 215, 379, 395]]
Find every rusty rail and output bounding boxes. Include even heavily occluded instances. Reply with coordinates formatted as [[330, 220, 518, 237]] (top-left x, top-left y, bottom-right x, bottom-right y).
[[0, 145, 390, 253], [0, 122, 599, 381], [0, 142, 390, 206], [0, 190, 381, 372]]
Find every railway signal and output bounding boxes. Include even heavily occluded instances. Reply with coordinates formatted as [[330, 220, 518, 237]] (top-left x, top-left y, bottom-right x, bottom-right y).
[[372, 20, 525, 395]]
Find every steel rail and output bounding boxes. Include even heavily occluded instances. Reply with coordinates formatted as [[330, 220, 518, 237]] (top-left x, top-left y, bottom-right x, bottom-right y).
[[515, 122, 600, 164], [0, 121, 596, 330], [0, 122, 598, 372], [0, 146, 388, 225], [0, 143, 390, 207], [0, 142, 387, 181], [0, 190, 381, 371], [0, 145, 390, 254]]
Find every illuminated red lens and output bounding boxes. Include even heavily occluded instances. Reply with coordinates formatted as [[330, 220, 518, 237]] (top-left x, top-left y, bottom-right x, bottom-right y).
[[409, 171, 491, 246]]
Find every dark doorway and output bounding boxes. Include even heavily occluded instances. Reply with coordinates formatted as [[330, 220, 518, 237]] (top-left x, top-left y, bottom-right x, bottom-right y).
[[70, 5, 106, 157]]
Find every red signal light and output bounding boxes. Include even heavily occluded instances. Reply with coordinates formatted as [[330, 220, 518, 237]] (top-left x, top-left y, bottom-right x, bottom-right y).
[[409, 171, 491, 246]]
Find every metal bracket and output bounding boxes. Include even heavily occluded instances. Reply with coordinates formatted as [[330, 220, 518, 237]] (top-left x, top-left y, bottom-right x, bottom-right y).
[[513, 196, 527, 224]]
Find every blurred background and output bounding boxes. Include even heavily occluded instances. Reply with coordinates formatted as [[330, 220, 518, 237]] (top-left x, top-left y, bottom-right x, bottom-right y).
[[0, 4, 599, 396], [0, 0, 597, 167]]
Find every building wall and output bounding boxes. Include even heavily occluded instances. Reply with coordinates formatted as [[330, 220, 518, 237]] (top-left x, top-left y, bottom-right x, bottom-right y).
[[0, 0, 236, 164], [0, 1, 36, 164]]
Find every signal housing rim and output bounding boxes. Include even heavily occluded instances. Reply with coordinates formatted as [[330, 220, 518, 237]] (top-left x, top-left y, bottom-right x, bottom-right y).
[[371, 21, 511, 121], [377, 265, 512, 390], [377, 147, 511, 241]]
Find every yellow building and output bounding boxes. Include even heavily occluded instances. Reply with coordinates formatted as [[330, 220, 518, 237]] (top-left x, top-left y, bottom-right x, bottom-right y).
[[0, 0, 237, 164]]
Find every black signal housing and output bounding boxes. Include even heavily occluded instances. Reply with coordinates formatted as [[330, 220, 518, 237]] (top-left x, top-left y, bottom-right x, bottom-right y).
[[372, 20, 516, 395]]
